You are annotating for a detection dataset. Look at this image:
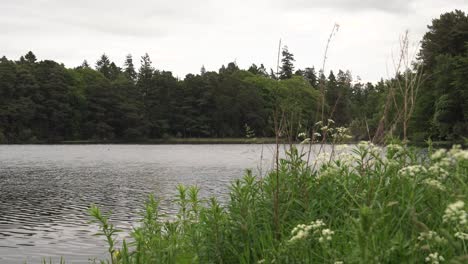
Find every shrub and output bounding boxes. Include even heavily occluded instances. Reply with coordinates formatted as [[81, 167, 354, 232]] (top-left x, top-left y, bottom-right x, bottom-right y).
[[89, 143, 467, 263]]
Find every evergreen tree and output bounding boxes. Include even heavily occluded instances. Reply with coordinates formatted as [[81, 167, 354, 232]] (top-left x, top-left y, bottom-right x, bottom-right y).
[[24, 51, 37, 64], [137, 53, 154, 97], [304, 67, 318, 87], [96, 54, 111, 79], [124, 54, 137, 81], [279, 46, 295, 80], [81, 60, 90, 68], [200, 65, 206, 75]]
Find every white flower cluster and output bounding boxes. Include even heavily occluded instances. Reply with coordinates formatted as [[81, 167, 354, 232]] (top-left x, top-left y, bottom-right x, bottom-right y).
[[448, 145, 468, 161], [442, 200, 468, 241], [310, 219, 326, 229], [331, 127, 353, 141], [430, 149, 447, 160], [425, 252, 444, 264], [418, 231, 444, 243], [335, 152, 356, 167], [288, 219, 334, 243], [431, 145, 468, 167], [398, 165, 427, 177], [454, 232, 468, 240], [297, 132, 307, 139], [443, 200, 467, 225], [357, 141, 380, 154], [289, 223, 313, 242], [318, 166, 341, 180], [319, 228, 335, 243], [435, 157, 452, 168], [387, 144, 404, 155], [422, 179, 445, 191], [428, 164, 449, 181]]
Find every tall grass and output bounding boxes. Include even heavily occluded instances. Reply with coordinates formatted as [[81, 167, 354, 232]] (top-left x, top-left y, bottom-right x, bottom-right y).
[[87, 142, 467, 264]]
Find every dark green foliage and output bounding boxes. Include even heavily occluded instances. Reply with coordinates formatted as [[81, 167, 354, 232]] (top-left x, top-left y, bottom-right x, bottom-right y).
[[0, 10, 466, 143], [0, 52, 318, 142], [123, 54, 137, 81], [88, 144, 468, 263], [279, 46, 295, 80], [411, 10, 468, 141]]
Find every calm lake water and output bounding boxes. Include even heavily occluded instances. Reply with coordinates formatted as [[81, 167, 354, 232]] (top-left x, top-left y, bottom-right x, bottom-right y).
[[0, 144, 288, 263]]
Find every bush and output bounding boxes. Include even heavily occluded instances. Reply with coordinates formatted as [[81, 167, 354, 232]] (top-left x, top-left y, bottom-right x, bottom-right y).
[[89, 143, 467, 264]]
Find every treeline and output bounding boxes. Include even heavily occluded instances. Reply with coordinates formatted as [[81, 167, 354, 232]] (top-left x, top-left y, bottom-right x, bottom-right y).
[[0, 10, 466, 143]]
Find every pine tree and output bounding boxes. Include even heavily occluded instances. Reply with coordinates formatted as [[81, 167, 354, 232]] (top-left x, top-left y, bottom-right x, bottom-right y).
[[279, 46, 295, 80], [124, 54, 137, 81], [304, 67, 317, 87], [25, 51, 37, 64], [200, 65, 206, 75], [81, 60, 90, 68], [96, 54, 111, 79]]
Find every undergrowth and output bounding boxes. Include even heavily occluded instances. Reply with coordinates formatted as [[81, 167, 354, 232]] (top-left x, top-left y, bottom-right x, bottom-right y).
[[86, 142, 467, 264]]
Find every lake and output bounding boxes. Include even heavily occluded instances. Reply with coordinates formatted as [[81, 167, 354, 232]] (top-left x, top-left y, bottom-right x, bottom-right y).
[[0, 144, 290, 263]]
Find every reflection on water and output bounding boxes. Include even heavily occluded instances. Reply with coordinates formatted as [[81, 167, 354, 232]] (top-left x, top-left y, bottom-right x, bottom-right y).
[[0, 144, 284, 263]]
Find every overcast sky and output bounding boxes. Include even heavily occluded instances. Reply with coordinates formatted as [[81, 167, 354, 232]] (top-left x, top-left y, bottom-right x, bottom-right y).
[[1, 0, 466, 82]]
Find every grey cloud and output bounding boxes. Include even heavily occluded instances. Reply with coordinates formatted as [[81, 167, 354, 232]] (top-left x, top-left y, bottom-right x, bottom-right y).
[[2, 0, 213, 37], [281, 0, 415, 13]]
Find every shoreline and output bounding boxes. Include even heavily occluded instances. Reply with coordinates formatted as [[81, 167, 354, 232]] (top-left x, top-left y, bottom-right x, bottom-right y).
[[0, 138, 464, 147]]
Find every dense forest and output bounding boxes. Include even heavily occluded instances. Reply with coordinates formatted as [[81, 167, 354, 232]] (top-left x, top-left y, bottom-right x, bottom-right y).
[[0, 10, 466, 144]]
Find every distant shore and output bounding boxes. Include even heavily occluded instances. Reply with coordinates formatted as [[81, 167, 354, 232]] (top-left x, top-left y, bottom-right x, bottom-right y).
[[0, 138, 465, 147], [1, 137, 280, 145]]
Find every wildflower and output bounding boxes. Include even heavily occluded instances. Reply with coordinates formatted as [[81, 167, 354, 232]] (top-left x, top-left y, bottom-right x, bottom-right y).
[[428, 165, 449, 180], [321, 228, 334, 242], [300, 138, 311, 144], [336, 152, 356, 166], [422, 179, 445, 191], [315, 121, 323, 126], [449, 145, 468, 161], [435, 157, 452, 167], [425, 252, 444, 264], [443, 200, 467, 225], [398, 165, 427, 177], [418, 231, 444, 243], [357, 141, 380, 154], [313, 132, 322, 138], [321, 126, 328, 131], [328, 119, 335, 124], [454, 232, 468, 240], [310, 219, 325, 229], [297, 132, 307, 139], [289, 223, 312, 243], [334, 261, 344, 264], [430, 149, 446, 160], [257, 260, 265, 264]]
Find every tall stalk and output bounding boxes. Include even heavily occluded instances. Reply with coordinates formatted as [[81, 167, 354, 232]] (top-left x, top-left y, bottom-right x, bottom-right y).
[[273, 38, 282, 239]]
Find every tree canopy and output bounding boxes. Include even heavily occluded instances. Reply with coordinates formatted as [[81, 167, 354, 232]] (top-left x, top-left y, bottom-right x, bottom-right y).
[[0, 10, 466, 143]]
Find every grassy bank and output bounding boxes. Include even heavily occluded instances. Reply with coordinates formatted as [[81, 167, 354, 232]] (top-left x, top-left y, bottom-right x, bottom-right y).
[[82, 142, 467, 264]]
